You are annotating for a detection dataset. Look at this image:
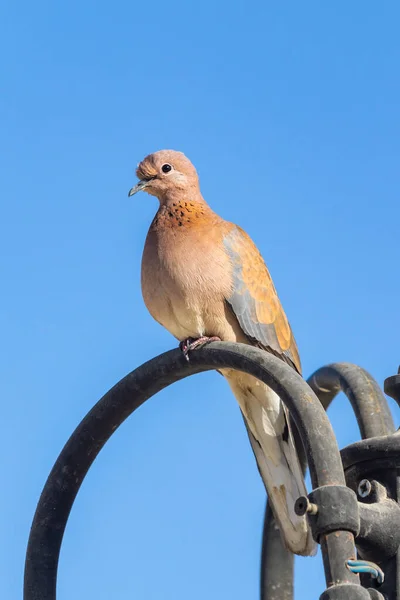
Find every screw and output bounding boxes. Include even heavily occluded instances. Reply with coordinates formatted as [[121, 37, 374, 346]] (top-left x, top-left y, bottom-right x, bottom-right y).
[[294, 496, 318, 516], [358, 479, 372, 498]]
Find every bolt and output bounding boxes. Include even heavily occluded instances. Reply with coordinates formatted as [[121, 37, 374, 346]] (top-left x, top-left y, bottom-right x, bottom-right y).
[[358, 479, 372, 498], [294, 496, 318, 516]]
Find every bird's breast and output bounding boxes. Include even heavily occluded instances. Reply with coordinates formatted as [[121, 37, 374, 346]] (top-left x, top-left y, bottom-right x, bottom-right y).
[[141, 219, 234, 340]]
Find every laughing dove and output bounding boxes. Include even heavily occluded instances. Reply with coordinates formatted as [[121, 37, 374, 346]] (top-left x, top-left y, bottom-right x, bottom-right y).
[[129, 150, 316, 556]]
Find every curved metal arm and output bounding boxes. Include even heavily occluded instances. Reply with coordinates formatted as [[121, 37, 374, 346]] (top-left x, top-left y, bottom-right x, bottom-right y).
[[308, 363, 395, 438], [261, 362, 394, 600], [24, 342, 360, 600]]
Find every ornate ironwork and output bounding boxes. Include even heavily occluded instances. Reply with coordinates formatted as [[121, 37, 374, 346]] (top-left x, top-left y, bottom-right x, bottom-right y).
[[24, 343, 399, 600]]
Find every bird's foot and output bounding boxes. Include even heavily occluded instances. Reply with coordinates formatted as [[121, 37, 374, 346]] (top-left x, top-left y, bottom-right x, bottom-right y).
[[179, 336, 221, 362]]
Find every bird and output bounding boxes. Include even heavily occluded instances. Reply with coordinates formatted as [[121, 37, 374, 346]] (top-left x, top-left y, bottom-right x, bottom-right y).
[[129, 149, 316, 556]]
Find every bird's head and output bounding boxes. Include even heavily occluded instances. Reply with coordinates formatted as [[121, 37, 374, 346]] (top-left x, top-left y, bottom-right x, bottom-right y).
[[128, 150, 199, 201]]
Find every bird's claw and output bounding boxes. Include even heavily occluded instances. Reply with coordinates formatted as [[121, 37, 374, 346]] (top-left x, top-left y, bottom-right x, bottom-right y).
[[179, 336, 221, 362], [179, 338, 192, 361]]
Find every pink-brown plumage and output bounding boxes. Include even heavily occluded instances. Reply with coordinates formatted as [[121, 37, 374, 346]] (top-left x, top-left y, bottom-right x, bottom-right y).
[[130, 149, 315, 556]]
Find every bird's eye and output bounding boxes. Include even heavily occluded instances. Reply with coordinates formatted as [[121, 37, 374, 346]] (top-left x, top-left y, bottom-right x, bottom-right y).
[[161, 163, 172, 173]]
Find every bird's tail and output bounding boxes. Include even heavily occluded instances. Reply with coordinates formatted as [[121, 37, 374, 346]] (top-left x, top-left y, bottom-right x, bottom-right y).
[[223, 370, 316, 556]]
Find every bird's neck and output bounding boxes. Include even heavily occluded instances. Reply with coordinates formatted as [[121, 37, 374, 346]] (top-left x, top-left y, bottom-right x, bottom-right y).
[[159, 187, 206, 207], [150, 191, 214, 232]]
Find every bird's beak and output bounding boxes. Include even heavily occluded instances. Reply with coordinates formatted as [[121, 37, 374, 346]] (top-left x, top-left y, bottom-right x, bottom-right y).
[[128, 177, 154, 197]]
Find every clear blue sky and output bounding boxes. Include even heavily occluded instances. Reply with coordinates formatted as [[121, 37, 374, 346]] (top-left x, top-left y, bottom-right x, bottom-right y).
[[1, 1, 399, 599]]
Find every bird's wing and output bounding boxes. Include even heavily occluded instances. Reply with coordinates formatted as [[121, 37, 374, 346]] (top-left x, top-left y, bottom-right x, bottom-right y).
[[223, 225, 301, 373]]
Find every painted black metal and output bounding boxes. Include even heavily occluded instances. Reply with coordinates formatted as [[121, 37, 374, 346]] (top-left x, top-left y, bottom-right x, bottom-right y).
[[341, 429, 400, 598], [24, 342, 363, 600], [260, 504, 294, 600], [384, 366, 400, 406], [342, 431, 400, 472], [357, 493, 400, 560], [366, 590, 386, 600], [307, 485, 360, 541], [308, 363, 395, 439], [261, 362, 394, 600], [319, 585, 381, 600]]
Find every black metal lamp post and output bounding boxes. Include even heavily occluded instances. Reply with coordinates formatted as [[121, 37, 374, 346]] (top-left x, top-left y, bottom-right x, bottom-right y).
[[24, 343, 400, 600]]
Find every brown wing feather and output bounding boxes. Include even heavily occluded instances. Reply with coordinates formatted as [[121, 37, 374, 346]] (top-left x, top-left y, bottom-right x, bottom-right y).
[[223, 226, 301, 373]]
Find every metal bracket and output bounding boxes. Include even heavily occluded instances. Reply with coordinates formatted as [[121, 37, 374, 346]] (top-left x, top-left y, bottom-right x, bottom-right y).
[[306, 485, 360, 541]]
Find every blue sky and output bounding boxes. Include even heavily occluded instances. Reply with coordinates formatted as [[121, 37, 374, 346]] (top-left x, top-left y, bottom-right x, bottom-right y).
[[1, 1, 399, 598]]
